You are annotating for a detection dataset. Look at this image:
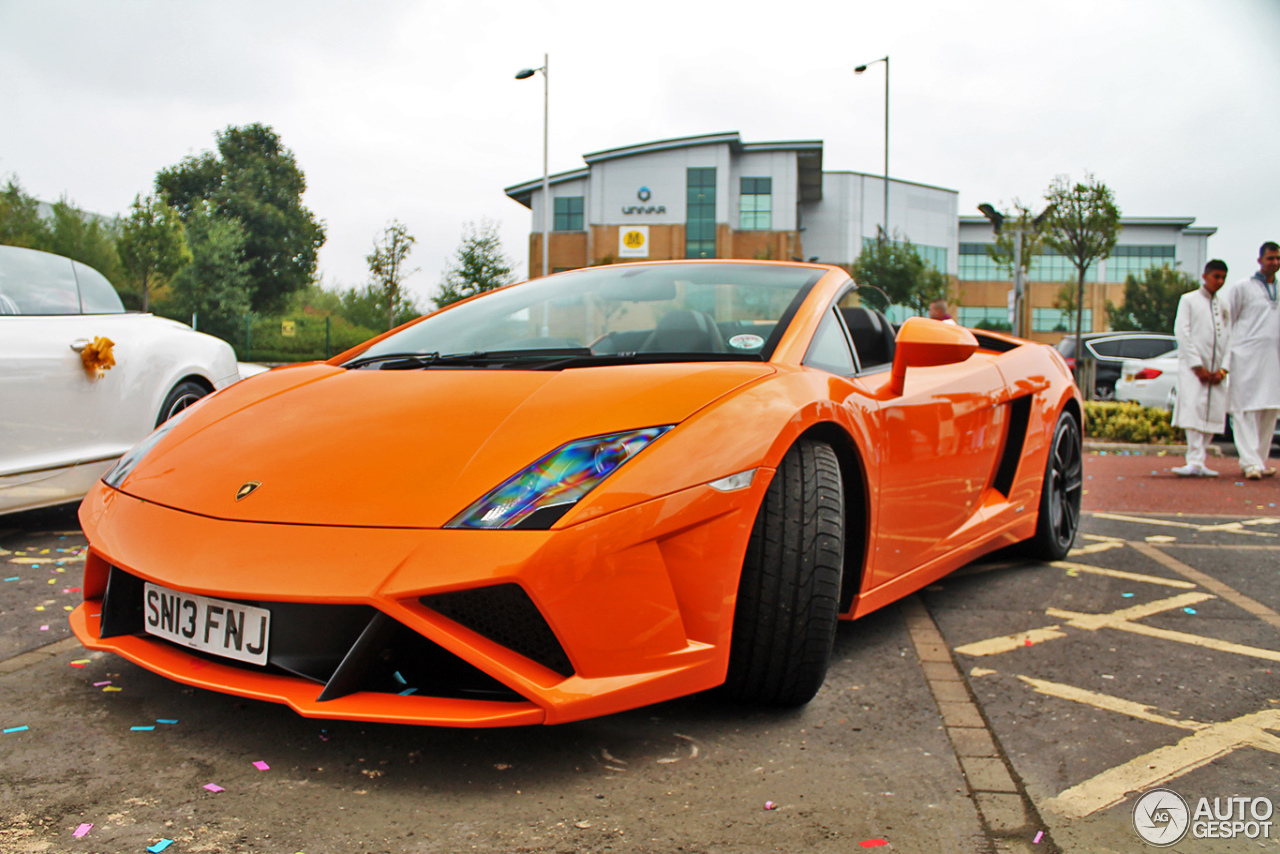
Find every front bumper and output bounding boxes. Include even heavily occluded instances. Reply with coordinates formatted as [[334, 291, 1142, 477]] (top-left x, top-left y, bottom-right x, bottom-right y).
[[72, 475, 768, 726]]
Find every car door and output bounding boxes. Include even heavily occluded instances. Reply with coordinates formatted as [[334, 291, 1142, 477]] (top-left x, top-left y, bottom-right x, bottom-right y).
[[0, 249, 144, 480], [828, 296, 1008, 589]]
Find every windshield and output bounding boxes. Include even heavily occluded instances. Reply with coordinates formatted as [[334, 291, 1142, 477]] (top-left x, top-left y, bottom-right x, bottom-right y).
[[349, 262, 825, 368]]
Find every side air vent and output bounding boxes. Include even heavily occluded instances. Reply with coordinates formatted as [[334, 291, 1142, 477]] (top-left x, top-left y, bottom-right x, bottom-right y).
[[421, 584, 575, 677], [992, 395, 1033, 496]]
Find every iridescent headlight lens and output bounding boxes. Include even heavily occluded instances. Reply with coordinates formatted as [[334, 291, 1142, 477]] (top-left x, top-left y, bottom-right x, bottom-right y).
[[101, 407, 192, 490], [448, 426, 673, 530]]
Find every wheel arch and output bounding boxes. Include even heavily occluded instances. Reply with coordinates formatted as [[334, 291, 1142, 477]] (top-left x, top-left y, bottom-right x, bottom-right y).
[[796, 421, 869, 615]]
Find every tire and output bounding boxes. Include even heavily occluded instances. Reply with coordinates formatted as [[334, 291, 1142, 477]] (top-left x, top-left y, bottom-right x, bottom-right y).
[[721, 439, 844, 705], [156, 380, 208, 428], [1027, 410, 1083, 560]]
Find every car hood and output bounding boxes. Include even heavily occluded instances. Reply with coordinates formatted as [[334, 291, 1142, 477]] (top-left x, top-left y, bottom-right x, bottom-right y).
[[118, 361, 774, 527]]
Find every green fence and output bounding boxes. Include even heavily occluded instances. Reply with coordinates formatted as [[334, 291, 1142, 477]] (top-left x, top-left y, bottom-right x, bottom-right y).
[[214, 315, 383, 363]]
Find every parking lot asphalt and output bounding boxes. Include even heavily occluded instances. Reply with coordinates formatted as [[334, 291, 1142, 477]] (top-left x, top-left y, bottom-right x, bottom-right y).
[[2, 456, 1278, 853]]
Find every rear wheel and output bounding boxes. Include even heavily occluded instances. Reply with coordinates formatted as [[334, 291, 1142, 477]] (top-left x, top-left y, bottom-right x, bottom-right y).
[[156, 380, 208, 428], [722, 439, 844, 705], [1027, 410, 1083, 560]]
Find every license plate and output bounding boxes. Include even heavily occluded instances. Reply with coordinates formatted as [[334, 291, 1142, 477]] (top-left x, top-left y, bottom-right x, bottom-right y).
[[143, 582, 270, 665]]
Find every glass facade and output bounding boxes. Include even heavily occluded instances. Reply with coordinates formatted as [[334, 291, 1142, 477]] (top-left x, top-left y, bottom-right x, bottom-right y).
[[957, 306, 1010, 329], [1104, 245, 1176, 282], [686, 168, 717, 258], [739, 177, 772, 230], [554, 196, 584, 232], [1032, 308, 1093, 333]]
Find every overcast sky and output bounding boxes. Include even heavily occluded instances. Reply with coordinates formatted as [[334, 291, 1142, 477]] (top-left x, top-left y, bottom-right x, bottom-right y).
[[2, 0, 1277, 305]]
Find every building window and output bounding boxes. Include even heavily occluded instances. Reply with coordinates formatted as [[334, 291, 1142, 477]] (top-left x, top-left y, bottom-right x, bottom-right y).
[[959, 243, 1097, 283], [861, 238, 947, 275], [686, 167, 716, 258], [554, 196, 583, 231], [957, 306, 1011, 330], [1104, 245, 1175, 282], [1032, 308, 1093, 333], [739, 177, 772, 230]]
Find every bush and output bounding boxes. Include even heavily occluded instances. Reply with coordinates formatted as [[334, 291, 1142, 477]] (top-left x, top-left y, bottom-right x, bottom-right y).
[[1083, 401, 1184, 444]]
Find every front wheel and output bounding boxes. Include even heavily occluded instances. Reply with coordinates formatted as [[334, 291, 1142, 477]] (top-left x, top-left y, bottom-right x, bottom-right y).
[[155, 380, 208, 428], [1027, 410, 1083, 560], [721, 439, 844, 706]]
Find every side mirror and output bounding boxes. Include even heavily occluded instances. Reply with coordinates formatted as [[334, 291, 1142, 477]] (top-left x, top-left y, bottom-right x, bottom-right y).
[[885, 317, 979, 397]]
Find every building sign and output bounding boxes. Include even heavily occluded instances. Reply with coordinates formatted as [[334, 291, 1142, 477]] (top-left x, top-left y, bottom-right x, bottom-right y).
[[281, 320, 296, 337], [623, 185, 666, 215], [619, 226, 649, 258]]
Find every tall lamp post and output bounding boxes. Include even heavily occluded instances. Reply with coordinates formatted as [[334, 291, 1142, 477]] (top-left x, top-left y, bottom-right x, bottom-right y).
[[515, 54, 549, 278], [854, 56, 889, 240]]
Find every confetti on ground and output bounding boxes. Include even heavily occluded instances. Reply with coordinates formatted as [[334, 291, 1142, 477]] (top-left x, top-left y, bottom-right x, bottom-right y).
[[203, 783, 225, 793], [763, 801, 777, 810], [398, 687, 417, 696], [4, 576, 19, 582], [40, 625, 49, 631], [103, 686, 122, 692], [859, 840, 889, 849], [1023, 639, 1033, 646], [93, 681, 111, 687], [4, 725, 29, 734], [1034, 830, 1045, 843], [73, 823, 93, 838], [131, 726, 156, 731], [147, 840, 174, 853], [1122, 593, 1134, 598], [253, 760, 270, 771], [70, 660, 90, 667], [157, 719, 179, 725], [1184, 607, 1197, 614]]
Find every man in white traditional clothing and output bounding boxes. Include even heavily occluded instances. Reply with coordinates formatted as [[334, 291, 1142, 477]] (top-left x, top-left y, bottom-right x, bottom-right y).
[[1172, 260, 1231, 476], [1225, 242, 1280, 479]]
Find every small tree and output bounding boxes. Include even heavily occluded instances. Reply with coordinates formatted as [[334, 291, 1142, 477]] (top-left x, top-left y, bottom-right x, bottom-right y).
[[339, 284, 420, 330], [366, 220, 418, 331], [0, 178, 49, 248], [850, 233, 949, 315], [1044, 174, 1121, 378], [434, 218, 515, 309], [985, 199, 1050, 279], [1053, 283, 1079, 332], [1105, 264, 1191, 333], [117, 194, 191, 311]]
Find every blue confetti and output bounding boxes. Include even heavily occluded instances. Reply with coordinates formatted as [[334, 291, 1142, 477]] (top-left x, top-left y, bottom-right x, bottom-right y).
[[1122, 593, 1135, 598], [3, 725, 29, 734], [3, 577, 19, 582], [130, 726, 155, 732], [156, 719, 179, 725], [392, 671, 407, 686], [398, 687, 417, 696], [1184, 607, 1197, 615], [147, 840, 174, 853]]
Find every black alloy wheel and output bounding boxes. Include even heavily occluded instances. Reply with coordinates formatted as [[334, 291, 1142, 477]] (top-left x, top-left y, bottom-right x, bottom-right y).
[[1028, 411, 1083, 560]]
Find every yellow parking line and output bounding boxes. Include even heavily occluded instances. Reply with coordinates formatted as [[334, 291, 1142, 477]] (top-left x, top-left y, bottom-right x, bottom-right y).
[[1017, 675, 1204, 731], [1129, 541, 1280, 631], [1050, 561, 1198, 588], [1092, 512, 1278, 537], [1043, 709, 1280, 818], [953, 627, 1067, 657], [1045, 591, 1214, 629]]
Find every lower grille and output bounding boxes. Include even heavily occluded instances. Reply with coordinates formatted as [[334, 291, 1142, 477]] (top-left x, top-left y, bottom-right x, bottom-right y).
[[97, 565, 523, 703], [421, 584, 574, 677]]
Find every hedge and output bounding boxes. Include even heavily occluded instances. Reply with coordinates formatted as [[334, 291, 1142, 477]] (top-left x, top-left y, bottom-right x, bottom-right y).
[[1083, 401, 1184, 445]]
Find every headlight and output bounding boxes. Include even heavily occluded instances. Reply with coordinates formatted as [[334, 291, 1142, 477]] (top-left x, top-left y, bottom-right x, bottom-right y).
[[448, 426, 673, 530], [101, 408, 191, 490]]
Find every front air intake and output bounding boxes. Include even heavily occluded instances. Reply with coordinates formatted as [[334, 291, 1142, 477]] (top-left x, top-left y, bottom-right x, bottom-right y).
[[421, 584, 575, 677]]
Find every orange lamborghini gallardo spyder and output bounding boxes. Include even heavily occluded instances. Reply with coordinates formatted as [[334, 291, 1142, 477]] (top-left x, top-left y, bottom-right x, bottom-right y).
[[71, 260, 1082, 727]]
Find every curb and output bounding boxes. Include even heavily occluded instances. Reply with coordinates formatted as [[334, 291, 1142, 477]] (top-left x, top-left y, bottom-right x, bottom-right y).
[[1083, 441, 1222, 457]]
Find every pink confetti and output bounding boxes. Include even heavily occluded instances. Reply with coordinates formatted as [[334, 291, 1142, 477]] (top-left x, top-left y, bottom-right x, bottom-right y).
[[763, 801, 777, 810], [40, 625, 49, 631], [93, 681, 111, 687], [253, 760, 270, 771], [1033, 831, 1044, 843], [1023, 639, 1033, 646], [73, 823, 93, 837], [859, 841, 889, 849], [203, 783, 224, 793]]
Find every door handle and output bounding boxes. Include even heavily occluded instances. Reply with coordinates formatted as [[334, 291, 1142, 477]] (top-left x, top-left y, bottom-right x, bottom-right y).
[[70, 339, 90, 353]]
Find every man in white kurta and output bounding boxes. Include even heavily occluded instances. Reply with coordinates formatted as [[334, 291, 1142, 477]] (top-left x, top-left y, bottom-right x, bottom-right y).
[[1172, 261, 1231, 476], [1225, 242, 1280, 479]]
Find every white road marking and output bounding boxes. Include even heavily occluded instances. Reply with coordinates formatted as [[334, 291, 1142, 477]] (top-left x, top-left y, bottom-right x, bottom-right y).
[[1091, 512, 1278, 537]]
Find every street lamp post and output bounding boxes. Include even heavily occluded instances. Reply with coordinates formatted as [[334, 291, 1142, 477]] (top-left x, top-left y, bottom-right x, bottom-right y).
[[515, 54, 549, 279], [854, 56, 889, 240]]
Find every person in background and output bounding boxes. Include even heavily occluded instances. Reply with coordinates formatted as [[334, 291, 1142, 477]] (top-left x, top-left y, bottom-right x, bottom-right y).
[[927, 299, 958, 325], [1172, 260, 1231, 477], [1225, 242, 1280, 479]]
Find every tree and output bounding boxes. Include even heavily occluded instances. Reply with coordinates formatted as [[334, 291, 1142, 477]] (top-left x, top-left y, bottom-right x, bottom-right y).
[[155, 123, 325, 312], [163, 203, 252, 344], [117, 194, 190, 311], [985, 199, 1050, 279], [434, 219, 515, 308], [850, 233, 950, 315], [0, 178, 49, 248], [1052, 283, 1080, 332], [339, 283, 421, 331], [366, 220, 418, 331], [1043, 174, 1121, 378], [1106, 264, 1191, 333], [39, 198, 122, 284]]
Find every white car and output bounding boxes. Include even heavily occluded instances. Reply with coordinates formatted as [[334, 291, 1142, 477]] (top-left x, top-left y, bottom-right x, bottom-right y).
[[1114, 350, 1178, 409], [0, 245, 241, 515]]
